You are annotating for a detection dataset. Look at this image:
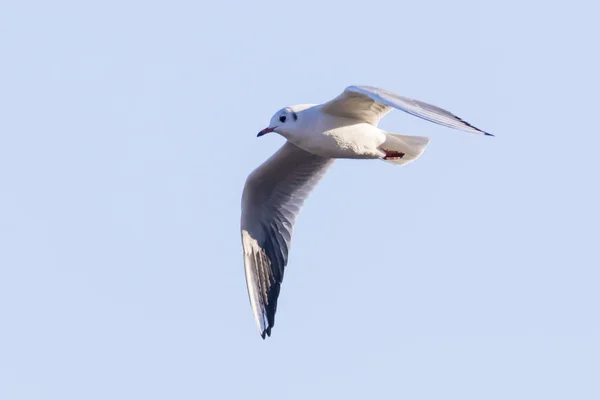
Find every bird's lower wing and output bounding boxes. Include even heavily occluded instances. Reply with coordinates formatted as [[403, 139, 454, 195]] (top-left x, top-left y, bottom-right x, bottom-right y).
[[241, 141, 334, 338]]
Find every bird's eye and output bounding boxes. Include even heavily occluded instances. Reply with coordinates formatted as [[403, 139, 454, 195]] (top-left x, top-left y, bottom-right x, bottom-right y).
[[279, 115, 286, 123], [292, 112, 298, 121]]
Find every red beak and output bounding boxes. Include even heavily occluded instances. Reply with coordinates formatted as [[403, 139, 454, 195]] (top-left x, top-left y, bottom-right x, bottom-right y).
[[257, 127, 275, 137]]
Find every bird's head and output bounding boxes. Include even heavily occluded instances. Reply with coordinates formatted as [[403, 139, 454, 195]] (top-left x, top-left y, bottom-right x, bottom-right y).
[[257, 104, 315, 140]]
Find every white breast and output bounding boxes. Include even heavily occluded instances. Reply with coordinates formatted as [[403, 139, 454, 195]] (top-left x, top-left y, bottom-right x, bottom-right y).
[[293, 112, 387, 159]]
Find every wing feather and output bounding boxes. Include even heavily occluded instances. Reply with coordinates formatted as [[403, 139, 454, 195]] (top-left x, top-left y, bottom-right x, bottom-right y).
[[320, 85, 492, 136], [241, 141, 333, 338]]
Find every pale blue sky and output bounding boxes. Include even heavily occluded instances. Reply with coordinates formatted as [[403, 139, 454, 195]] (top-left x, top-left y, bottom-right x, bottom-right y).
[[1, 0, 599, 399]]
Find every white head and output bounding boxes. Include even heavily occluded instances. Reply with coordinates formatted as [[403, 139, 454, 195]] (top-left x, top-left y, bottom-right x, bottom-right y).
[[257, 104, 314, 140]]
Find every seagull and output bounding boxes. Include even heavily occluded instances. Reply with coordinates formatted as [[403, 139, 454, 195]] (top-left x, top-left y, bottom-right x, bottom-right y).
[[241, 85, 492, 339]]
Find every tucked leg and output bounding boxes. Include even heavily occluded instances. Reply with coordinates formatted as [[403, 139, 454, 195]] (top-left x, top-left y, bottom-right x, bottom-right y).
[[381, 148, 405, 160]]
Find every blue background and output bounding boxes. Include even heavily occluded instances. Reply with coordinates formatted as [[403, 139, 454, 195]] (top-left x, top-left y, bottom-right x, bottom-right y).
[[1, 1, 598, 398]]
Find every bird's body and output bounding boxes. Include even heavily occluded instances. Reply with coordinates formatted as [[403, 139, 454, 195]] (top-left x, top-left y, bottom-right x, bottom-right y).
[[285, 105, 387, 159], [242, 85, 492, 339]]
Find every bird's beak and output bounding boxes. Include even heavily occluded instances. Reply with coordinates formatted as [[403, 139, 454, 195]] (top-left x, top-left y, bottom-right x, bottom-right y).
[[257, 127, 275, 137]]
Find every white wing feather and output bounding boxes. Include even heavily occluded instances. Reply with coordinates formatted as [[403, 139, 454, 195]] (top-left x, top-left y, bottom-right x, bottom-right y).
[[320, 85, 492, 136], [241, 142, 333, 338]]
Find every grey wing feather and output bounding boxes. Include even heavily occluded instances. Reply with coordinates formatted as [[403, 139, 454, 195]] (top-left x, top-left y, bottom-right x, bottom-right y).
[[241, 141, 333, 338], [320, 85, 492, 136]]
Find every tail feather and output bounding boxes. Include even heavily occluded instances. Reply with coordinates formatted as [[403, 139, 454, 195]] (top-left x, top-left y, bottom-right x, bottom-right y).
[[379, 133, 430, 166]]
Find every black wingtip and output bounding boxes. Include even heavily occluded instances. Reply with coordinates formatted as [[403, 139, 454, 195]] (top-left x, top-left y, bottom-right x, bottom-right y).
[[260, 326, 272, 340], [484, 132, 495, 137]]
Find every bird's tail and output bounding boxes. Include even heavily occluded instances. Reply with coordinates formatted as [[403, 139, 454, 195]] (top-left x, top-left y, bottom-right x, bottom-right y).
[[379, 133, 430, 166]]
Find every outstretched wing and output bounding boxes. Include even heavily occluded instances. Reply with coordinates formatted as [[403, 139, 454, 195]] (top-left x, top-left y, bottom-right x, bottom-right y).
[[320, 85, 492, 135], [241, 141, 334, 338]]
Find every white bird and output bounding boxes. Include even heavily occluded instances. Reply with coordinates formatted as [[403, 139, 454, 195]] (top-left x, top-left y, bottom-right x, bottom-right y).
[[241, 85, 492, 339]]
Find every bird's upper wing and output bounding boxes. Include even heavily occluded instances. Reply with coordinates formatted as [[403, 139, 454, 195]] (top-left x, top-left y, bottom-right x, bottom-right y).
[[319, 85, 492, 135], [241, 141, 334, 339]]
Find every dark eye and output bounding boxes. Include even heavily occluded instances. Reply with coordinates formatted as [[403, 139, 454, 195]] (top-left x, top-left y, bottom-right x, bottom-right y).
[[292, 112, 298, 121], [279, 115, 286, 123]]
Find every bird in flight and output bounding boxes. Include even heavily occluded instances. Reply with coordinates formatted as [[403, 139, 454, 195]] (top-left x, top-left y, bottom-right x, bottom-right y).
[[241, 85, 492, 339]]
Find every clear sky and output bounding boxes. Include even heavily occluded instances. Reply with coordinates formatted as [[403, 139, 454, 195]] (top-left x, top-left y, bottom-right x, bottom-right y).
[[1, 0, 599, 399]]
